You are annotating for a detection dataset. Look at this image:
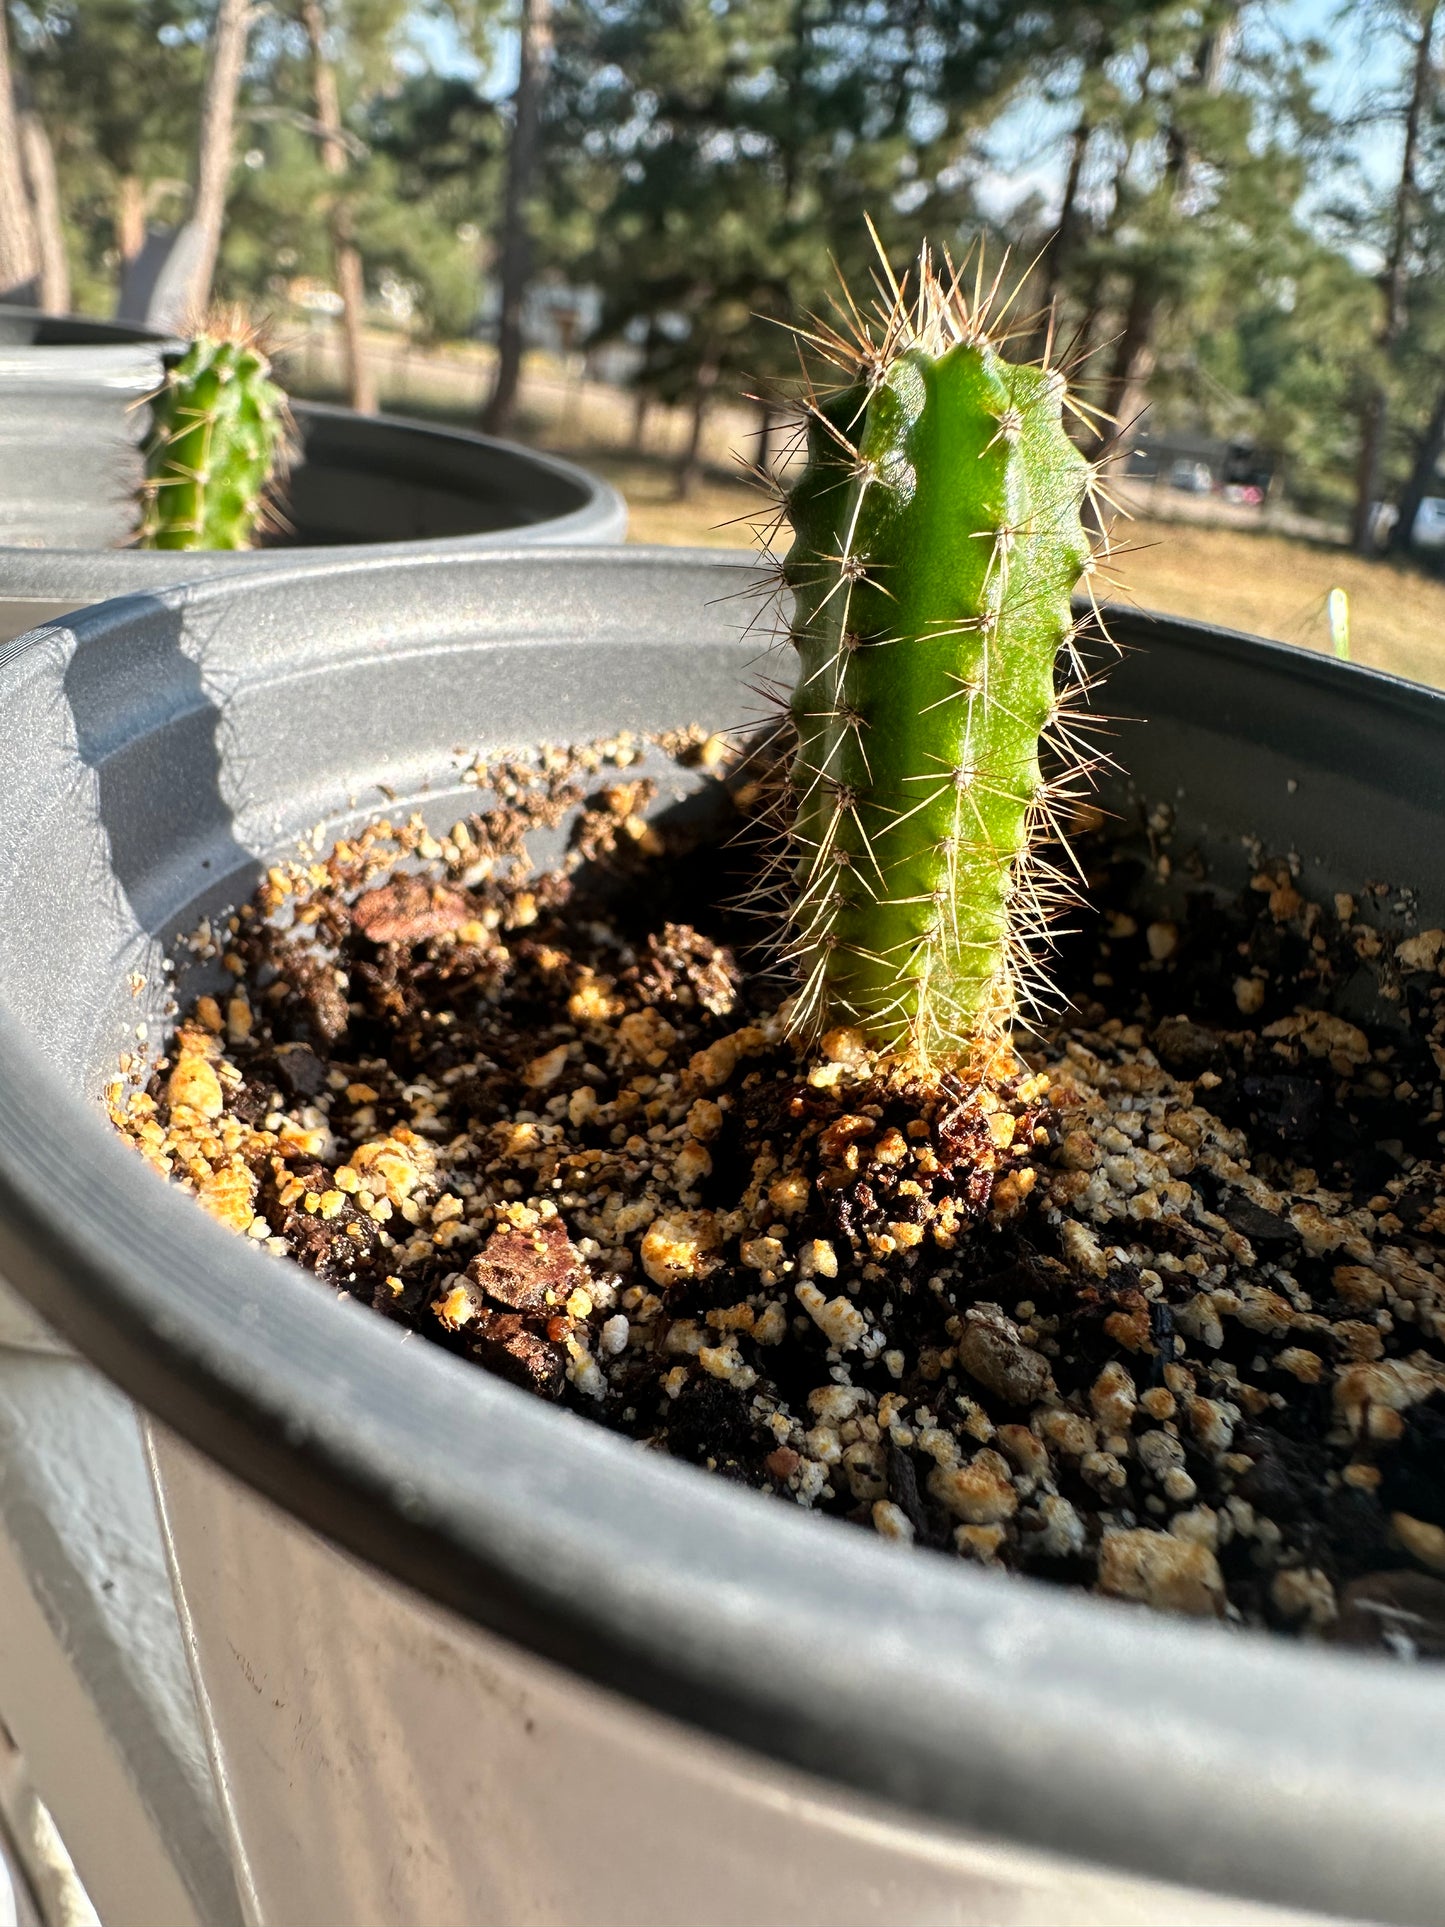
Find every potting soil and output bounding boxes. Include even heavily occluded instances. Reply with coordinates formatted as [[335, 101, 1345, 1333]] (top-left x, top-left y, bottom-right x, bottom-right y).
[[111, 729, 1445, 1656]]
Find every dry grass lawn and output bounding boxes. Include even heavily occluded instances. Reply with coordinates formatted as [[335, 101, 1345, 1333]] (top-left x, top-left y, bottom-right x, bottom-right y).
[[1117, 518, 1445, 688], [584, 455, 1445, 690]]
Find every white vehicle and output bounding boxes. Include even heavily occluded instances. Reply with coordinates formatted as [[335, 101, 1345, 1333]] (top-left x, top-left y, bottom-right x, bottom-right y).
[[1168, 457, 1212, 494], [1411, 495, 1445, 550]]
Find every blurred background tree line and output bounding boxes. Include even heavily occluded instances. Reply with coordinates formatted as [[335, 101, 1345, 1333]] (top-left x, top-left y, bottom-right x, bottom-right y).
[[0, 0, 1443, 557]]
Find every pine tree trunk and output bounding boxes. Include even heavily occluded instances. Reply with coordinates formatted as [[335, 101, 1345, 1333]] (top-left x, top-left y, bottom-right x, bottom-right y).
[[0, 9, 37, 301], [1099, 274, 1159, 451], [630, 385, 649, 450], [1353, 387, 1390, 554], [301, 0, 375, 414], [185, 0, 252, 316], [1390, 379, 1445, 556], [116, 172, 146, 267], [1088, 10, 1237, 463], [331, 234, 373, 410], [18, 111, 66, 312], [1082, 274, 1152, 539], [1353, 0, 1437, 555], [754, 400, 778, 477], [482, 0, 552, 435], [1035, 110, 1091, 343], [674, 356, 718, 500], [1068, 268, 1105, 403]]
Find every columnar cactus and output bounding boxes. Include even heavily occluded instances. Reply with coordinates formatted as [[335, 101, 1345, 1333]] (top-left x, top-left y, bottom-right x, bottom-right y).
[[775, 242, 1109, 1061], [135, 309, 290, 550]]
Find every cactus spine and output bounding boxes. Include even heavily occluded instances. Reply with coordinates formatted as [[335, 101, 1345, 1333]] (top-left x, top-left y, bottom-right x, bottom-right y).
[[136, 309, 290, 550], [774, 242, 1109, 1062]]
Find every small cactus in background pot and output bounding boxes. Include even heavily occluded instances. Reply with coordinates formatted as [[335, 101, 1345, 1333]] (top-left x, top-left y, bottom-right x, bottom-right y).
[[768, 236, 1114, 1064], [135, 307, 291, 551]]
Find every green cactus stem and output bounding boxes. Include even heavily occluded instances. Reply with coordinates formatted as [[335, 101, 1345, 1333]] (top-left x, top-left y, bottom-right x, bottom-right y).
[[135, 310, 290, 551], [775, 242, 1108, 1062]]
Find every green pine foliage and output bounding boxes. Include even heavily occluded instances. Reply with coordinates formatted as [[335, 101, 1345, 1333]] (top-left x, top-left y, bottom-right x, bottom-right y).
[[542, 0, 1095, 471], [8, 0, 1445, 542]]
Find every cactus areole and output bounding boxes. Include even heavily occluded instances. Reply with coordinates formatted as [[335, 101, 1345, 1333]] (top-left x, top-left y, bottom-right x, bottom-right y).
[[778, 244, 1108, 1062], [136, 314, 290, 551]]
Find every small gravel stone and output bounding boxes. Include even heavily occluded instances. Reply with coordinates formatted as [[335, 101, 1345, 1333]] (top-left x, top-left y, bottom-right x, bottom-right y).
[[871, 1499, 915, 1543], [1031, 1493, 1087, 1558], [1089, 1361, 1137, 1432], [1393, 1511, 1445, 1574], [795, 1283, 866, 1351], [1097, 1528, 1226, 1619], [928, 1450, 1018, 1524], [957, 1317, 1054, 1406]]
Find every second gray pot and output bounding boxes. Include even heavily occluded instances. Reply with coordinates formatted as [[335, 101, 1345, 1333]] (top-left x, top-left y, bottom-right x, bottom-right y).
[[0, 313, 627, 641]]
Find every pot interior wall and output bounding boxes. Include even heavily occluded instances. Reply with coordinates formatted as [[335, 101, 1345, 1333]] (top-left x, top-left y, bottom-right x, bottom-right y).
[[281, 407, 599, 543]]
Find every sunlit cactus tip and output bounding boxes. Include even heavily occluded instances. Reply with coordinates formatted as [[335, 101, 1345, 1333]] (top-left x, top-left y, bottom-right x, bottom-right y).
[[135, 306, 291, 552]]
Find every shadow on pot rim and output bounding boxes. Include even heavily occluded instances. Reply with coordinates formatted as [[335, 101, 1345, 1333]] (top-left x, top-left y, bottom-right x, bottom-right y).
[[0, 546, 1441, 1927]]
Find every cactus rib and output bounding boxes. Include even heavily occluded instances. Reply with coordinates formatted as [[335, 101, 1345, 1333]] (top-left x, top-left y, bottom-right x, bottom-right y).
[[772, 242, 1111, 1062], [136, 308, 291, 551]]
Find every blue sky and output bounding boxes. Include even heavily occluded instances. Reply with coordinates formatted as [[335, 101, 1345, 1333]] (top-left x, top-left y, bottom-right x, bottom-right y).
[[399, 8, 501, 89]]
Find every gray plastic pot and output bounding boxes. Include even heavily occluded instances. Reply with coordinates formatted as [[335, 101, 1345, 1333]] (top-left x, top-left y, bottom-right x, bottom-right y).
[[0, 549, 1441, 1927], [0, 310, 176, 552], [0, 313, 626, 642]]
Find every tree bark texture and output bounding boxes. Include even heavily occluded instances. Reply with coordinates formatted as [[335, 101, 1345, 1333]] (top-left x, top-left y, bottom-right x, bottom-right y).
[[301, 0, 375, 413], [630, 385, 650, 450], [116, 173, 146, 267], [1034, 109, 1092, 347], [1091, 10, 1237, 461], [1390, 377, 1445, 555], [0, 9, 38, 301], [185, 0, 252, 316], [1353, 0, 1438, 554], [673, 354, 718, 500], [19, 111, 67, 312], [482, 0, 552, 435]]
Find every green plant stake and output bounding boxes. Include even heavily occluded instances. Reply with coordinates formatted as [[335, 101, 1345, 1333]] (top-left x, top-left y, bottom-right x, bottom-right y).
[[136, 309, 290, 551], [773, 239, 1109, 1062], [1328, 587, 1350, 661]]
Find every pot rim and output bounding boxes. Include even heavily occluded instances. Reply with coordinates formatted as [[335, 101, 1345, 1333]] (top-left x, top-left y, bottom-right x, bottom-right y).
[[1, 546, 1443, 1925]]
